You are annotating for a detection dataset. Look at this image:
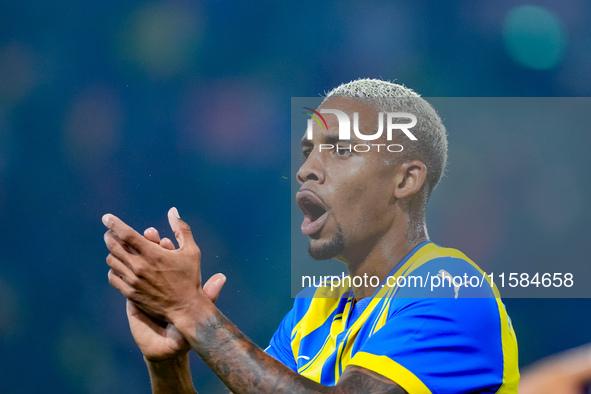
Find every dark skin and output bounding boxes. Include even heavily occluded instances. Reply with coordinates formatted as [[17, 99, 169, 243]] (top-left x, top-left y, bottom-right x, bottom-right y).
[[298, 97, 428, 297], [104, 98, 428, 393], [125, 227, 225, 393]]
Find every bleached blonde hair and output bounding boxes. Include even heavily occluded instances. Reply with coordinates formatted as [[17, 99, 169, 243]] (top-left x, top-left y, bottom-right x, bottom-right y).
[[322, 78, 448, 199]]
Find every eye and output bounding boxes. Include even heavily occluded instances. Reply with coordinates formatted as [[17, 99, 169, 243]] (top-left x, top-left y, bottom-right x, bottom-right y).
[[335, 146, 352, 157], [302, 149, 312, 159]]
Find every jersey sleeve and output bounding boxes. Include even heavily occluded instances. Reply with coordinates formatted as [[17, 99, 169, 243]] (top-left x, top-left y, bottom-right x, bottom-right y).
[[264, 286, 327, 373], [264, 304, 298, 372], [348, 296, 510, 394]]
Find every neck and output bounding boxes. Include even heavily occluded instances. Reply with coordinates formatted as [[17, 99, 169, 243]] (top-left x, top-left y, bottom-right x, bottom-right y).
[[344, 220, 429, 299]]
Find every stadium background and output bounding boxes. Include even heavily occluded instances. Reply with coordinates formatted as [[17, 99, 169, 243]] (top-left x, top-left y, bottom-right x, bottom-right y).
[[0, 1, 590, 392]]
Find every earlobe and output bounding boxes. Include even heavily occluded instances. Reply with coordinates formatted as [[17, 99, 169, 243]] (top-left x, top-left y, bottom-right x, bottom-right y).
[[393, 160, 427, 200]]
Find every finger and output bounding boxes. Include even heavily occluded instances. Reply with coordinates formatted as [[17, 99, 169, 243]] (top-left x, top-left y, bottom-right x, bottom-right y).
[[108, 268, 136, 299], [104, 230, 139, 267], [202, 273, 226, 303], [167, 207, 198, 252], [143, 227, 161, 244], [159, 237, 176, 251], [104, 229, 139, 254], [126, 298, 141, 316], [102, 213, 151, 253], [106, 253, 135, 283], [126, 300, 167, 329], [144, 228, 176, 251]]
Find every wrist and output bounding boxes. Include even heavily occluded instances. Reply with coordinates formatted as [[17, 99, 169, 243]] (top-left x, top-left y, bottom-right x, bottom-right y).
[[170, 291, 217, 341], [144, 350, 190, 364], [144, 351, 189, 366], [145, 353, 196, 394]]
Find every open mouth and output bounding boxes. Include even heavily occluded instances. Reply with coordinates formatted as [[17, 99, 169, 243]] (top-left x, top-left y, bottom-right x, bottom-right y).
[[296, 190, 329, 236]]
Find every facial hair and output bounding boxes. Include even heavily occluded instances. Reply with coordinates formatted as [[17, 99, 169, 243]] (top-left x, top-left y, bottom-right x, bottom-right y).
[[307, 221, 346, 261]]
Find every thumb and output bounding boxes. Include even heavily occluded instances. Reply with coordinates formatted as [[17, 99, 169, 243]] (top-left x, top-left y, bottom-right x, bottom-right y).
[[202, 273, 227, 303], [167, 207, 195, 250]]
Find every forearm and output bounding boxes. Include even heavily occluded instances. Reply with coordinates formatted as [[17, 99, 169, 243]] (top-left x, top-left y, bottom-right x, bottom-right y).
[[145, 353, 197, 394], [174, 302, 332, 394]]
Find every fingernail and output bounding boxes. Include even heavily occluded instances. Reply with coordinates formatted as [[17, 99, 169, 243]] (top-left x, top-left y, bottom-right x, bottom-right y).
[[172, 207, 181, 219], [102, 214, 111, 228]]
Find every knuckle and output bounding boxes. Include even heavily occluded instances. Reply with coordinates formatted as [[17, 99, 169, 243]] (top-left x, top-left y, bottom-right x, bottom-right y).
[[133, 264, 144, 278], [153, 254, 164, 266], [128, 289, 143, 303], [116, 227, 137, 245], [184, 244, 200, 259], [152, 248, 168, 264], [107, 270, 118, 286], [106, 254, 116, 267], [119, 228, 133, 242], [128, 275, 139, 287], [133, 262, 148, 278], [194, 246, 201, 259], [173, 229, 183, 240], [105, 236, 118, 250], [121, 287, 135, 301]]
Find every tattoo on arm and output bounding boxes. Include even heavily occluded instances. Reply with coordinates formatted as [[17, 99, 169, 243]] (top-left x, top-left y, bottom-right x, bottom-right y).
[[334, 366, 408, 394], [188, 307, 407, 394]]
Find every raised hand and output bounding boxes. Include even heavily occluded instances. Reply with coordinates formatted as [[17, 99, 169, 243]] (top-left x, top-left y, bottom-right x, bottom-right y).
[[105, 213, 226, 361], [104, 207, 209, 325]]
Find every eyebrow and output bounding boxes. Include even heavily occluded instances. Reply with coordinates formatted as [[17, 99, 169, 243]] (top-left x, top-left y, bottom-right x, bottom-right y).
[[301, 138, 313, 148], [300, 135, 353, 148]]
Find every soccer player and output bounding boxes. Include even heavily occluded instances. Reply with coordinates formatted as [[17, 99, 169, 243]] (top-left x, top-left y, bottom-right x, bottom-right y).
[[103, 79, 519, 393]]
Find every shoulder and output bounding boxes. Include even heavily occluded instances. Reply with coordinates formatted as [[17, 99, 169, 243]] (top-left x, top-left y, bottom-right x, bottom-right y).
[[388, 245, 507, 334], [393, 244, 498, 300]]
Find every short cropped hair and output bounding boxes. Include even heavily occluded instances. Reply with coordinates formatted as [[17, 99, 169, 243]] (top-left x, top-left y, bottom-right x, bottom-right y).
[[322, 78, 447, 199]]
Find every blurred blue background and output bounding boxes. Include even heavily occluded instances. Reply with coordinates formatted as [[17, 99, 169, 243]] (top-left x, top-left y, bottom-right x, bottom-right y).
[[0, 0, 590, 392]]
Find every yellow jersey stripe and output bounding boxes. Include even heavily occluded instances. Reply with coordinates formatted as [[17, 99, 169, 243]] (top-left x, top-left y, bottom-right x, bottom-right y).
[[348, 351, 432, 394]]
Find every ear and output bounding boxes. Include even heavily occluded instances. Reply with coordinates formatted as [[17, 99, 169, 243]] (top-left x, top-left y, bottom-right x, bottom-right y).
[[393, 160, 427, 200]]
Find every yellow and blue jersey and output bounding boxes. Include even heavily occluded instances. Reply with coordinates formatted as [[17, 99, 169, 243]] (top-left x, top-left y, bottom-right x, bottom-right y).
[[265, 242, 519, 393]]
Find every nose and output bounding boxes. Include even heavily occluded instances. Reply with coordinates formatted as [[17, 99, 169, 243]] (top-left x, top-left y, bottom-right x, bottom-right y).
[[297, 150, 325, 185]]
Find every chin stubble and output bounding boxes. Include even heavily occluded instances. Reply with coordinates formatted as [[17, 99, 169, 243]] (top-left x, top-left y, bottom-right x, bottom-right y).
[[307, 222, 346, 261]]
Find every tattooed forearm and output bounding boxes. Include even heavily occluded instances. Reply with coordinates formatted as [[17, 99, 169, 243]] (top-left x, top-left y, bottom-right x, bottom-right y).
[[191, 307, 307, 393], [335, 367, 408, 394], [185, 306, 406, 394]]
